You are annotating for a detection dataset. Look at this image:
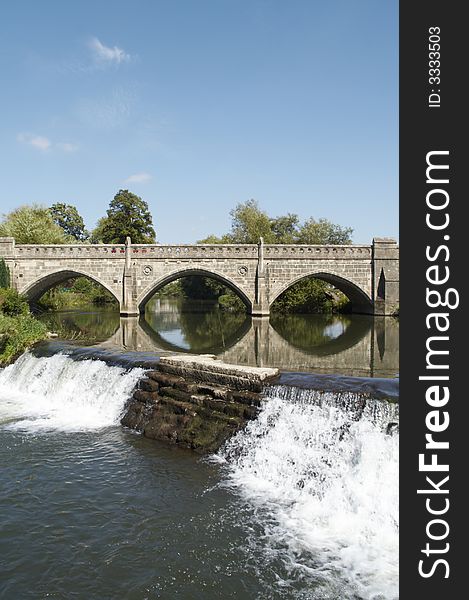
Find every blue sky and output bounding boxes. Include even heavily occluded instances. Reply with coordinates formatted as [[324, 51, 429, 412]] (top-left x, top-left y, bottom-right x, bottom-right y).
[[0, 0, 398, 244]]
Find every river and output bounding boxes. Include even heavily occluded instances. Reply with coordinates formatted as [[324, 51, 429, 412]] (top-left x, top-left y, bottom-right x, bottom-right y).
[[0, 300, 399, 599], [37, 298, 399, 378]]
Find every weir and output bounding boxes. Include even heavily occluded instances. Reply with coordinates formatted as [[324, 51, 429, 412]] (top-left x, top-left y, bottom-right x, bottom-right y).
[[0, 346, 398, 452], [0, 347, 399, 598]]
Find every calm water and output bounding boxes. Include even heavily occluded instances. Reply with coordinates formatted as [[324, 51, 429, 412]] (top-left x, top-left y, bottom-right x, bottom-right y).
[[0, 353, 399, 600], [38, 299, 399, 378]]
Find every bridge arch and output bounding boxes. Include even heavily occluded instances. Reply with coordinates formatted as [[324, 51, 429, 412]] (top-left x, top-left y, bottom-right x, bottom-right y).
[[269, 271, 373, 314], [137, 267, 253, 314], [21, 269, 120, 305]]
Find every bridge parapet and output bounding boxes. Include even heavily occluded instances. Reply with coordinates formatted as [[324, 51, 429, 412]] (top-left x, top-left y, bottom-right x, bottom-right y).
[[8, 242, 374, 259], [264, 244, 372, 257], [14, 243, 126, 257]]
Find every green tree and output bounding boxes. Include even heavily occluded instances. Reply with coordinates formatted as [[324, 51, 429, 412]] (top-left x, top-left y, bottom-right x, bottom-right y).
[[94, 190, 156, 244], [228, 199, 276, 243], [0, 259, 10, 288], [197, 233, 232, 244], [50, 203, 89, 241], [270, 213, 300, 243], [191, 200, 354, 314], [297, 218, 353, 245], [0, 205, 69, 244], [88, 217, 107, 243]]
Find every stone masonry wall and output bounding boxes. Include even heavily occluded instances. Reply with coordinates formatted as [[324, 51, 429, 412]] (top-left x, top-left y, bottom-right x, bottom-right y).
[[0, 238, 399, 315]]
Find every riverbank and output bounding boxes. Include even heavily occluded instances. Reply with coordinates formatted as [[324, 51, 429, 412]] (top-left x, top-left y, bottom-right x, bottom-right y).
[[0, 313, 48, 366], [0, 288, 48, 366]]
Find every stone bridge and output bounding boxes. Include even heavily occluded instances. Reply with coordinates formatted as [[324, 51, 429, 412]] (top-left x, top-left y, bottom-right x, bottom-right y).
[[0, 236, 399, 316]]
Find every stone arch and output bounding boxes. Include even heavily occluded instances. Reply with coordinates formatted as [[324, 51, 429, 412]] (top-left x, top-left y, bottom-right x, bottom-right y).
[[21, 269, 120, 305], [269, 271, 373, 314], [137, 267, 254, 313]]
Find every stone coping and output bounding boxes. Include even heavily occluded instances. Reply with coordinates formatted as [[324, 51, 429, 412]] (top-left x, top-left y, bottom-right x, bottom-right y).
[[158, 354, 279, 382]]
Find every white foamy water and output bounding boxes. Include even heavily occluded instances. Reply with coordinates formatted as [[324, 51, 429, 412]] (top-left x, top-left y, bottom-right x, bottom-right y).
[[0, 352, 144, 432], [219, 387, 399, 600]]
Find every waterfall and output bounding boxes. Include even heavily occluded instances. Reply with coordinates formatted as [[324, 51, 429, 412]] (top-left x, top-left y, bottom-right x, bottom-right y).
[[0, 352, 144, 432], [219, 385, 399, 600]]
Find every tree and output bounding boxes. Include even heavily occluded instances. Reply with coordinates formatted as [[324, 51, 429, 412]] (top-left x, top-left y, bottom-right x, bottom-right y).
[[190, 200, 354, 313], [0, 205, 69, 244], [0, 259, 10, 288], [88, 217, 107, 243], [50, 203, 89, 241], [228, 199, 276, 243], [197, 233, 232, 244], [93, 190, 156, 244], [270, 213, 300, 243], [297, 218, 353, 245]]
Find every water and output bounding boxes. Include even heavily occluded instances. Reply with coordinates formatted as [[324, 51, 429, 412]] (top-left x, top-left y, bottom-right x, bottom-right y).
[[0, 352, 398, 599], [38, 299, 399, 377]]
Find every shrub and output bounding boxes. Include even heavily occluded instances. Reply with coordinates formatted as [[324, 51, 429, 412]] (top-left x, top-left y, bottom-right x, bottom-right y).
[[0, 288, 29, 316], [0, 313, 48, 366]]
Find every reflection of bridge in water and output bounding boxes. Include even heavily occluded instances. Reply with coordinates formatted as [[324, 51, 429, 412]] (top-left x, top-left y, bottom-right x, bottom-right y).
[[102, 315, 399, 378]]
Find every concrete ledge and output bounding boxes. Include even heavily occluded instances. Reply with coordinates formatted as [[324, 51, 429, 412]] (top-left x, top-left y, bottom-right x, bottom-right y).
[[158, 354, 279, 392]]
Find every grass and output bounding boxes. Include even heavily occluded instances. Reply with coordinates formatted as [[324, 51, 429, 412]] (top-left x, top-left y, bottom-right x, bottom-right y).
[[0, 313, 48, 366]]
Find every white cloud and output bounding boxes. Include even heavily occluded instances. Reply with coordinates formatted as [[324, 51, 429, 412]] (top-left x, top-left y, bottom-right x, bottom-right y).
[[88, 37, 130, 65], [17, 133, 51, 151], [17, 133, 77, 153], [124, 172, 152, 184]]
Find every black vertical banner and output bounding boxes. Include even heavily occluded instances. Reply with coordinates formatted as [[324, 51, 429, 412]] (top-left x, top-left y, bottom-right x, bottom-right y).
[[400, 2, 466, 597]]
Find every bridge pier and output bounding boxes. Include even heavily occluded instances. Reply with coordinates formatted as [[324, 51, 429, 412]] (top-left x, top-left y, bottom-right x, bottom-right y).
[[250, 237, 270, 317], [120, 237, 140, 317], [372, 238, 399, 316]]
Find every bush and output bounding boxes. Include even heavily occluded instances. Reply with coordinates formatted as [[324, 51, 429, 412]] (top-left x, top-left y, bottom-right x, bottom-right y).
[[0, 288, 29, 316], [0, 313, 48, 365]]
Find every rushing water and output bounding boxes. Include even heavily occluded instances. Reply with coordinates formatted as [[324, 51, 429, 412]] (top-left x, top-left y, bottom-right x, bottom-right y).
[[38, 299, 399, 377], [0, 351, 398, 599]]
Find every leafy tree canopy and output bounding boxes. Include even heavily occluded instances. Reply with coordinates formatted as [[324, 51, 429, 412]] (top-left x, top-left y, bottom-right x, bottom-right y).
[[270, 213, 301, 243], [49, 203, 89, 241], [228, 199, 276, 243], [193, 199, 354, 313], [92, 190, 156, 244], [296, 217, 353, 245], [0, 205, 69, 244], [199, 199, 353, 245], [197, 233, 232, 244]]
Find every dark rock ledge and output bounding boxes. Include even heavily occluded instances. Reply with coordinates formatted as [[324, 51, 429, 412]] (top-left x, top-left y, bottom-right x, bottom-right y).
[[121, 355, 279, 453]]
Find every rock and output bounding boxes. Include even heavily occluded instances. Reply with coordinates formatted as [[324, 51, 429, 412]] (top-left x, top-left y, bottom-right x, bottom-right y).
[[139, 378, 159, 392], [146, 371, 185, 387], [132, 389, 159, 404]]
